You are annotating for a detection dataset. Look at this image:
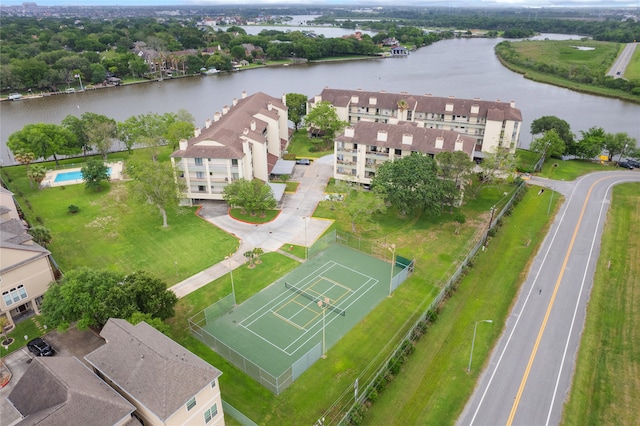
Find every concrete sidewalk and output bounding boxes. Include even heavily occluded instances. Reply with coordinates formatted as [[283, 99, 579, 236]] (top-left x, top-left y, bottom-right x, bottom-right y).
[[169, 156, 335, 299]]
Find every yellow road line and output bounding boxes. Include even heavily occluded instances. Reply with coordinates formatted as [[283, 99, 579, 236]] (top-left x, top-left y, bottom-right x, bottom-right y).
[[506, 180, 598, 425]]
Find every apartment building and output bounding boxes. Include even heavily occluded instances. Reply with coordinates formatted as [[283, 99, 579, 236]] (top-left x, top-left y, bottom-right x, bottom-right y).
[[309, 88, 523, 159], [85, 319, 225, 426], [0, 187, 56, 329], [170, 91, 289, 204], [334, 121, 476, 185]]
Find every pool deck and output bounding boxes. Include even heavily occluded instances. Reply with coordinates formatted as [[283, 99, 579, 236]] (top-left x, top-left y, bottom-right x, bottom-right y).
[[41, 161, 124, 188]]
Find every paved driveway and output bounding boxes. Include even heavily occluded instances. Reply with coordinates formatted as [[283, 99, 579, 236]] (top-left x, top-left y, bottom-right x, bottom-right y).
[[170, 156, 335, 298], [0, 328, 105, 426]]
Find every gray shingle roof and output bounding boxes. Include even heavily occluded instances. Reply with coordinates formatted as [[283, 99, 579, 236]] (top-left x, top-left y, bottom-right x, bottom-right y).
[[85, 319, 222, 422], [315, 88, 523, 122], [336, 121, 475, 157], [171, 91, 286, 160], [7, 357, 136, 426]]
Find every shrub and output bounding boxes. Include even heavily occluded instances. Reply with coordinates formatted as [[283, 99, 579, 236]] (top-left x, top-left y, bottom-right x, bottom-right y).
[[68, 205, 80, 214]]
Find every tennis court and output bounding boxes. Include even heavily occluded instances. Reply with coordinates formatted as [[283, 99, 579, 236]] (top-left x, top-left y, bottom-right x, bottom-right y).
[[191, 242, 411, 393]]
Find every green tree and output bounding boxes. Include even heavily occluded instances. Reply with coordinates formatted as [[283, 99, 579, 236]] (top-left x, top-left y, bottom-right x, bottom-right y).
[[436, 151, 474, 212], [342, 185, 386, 233], [373, 153, 443, 216], [40, 268, 177, 331], [118, 112, 172, 160], [84, 114, 117, 160], [81, 158, 110, 191], [286, 93, 308, 131], [127, 312, 172, 336], [603, 132, 636, 162], [304, 100, 348, 150], [223, 179, 276, 216], [7, 123, 77, 165], [530, 116, 575, 155], [28, 225, 52, 247], [27, 164, 47, 190], [575, 127, 606, 160], [530, 129, 566, 161], [61, 114, 90, 156], [165, 121, 195, 151], [477, 147, 517, 186], [126, 159, 185, 227]]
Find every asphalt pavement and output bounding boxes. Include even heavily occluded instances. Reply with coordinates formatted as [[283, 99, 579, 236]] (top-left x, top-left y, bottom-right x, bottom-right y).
[[458, 170, 640, 426], [169, 155, 335, 298]]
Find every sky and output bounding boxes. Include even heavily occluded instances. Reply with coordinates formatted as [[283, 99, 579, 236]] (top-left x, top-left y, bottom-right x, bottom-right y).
[[2, 0, 639, 7]]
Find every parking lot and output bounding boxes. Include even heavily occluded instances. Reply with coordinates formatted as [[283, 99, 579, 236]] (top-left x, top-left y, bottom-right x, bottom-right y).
[[0, 328, 105, 426]]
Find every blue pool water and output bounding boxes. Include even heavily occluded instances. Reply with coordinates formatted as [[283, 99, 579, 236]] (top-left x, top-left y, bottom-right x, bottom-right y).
[[54, 168, 112, 183]]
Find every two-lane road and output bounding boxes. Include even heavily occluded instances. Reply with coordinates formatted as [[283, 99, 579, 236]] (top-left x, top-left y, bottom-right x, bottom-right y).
[[458, 171, 640, 426]]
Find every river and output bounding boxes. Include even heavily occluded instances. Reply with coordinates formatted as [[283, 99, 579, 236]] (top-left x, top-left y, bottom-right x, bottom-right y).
[[1, 32, 639, 165]]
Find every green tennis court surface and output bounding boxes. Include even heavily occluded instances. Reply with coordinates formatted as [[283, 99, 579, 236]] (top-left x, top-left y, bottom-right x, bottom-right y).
[[194, 244, 407, 392]]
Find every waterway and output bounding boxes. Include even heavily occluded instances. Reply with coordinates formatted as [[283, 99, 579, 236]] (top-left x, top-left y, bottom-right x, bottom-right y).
[[1, 33, 639, 165]]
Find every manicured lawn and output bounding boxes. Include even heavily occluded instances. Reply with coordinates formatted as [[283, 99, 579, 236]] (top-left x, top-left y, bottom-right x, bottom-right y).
[[538, 158, 616, 181], [229, 208, 280, 224], [624, 44, 640, 81], [0, 317, 43, 357], [286, 129, 333, 158], [2, 150, 237, 286], [561, 183, 640, 425]]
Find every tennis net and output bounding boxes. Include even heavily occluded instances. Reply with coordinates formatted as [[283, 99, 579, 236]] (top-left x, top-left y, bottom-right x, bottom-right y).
[[284, 281, 346, 316]]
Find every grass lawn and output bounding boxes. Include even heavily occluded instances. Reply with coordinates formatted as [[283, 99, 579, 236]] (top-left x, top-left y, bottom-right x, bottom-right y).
[[561, 183, 640, 425], [538, 158, 616, 181], [497, 40, 640, 103], [0, 317, 43, 358], [229, 208, 280, 224], [286, 130, 334, 158], [624, 44, 640, 81], [2, 150, 238, 286]]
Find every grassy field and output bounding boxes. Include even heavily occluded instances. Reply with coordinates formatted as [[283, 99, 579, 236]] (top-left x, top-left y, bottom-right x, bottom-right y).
[[1, 149, 237, 285], [624, 44, 640, 81], [286, 130, 334, 158], [496, 39, 640, 104], [561, 183, 640, 425], [362, 186, 559, 424]]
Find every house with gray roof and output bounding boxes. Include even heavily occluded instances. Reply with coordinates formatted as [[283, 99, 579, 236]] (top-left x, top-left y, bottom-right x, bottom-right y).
[[309, 88, 523, 160], [334, 121, 475, 186], [1, 187, 56, 330], [7, 357, 138, 426], [85, 319, 224, 426], [170, 91, 289, 205]]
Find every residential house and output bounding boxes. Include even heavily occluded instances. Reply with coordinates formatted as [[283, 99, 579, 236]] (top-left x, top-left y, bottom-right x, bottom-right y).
[[7, 357, 138, 426], [334, 121, 475, 185], [0, 187, 56, 329], [170, 91, 289, 204], [85, 319, 225, 426], [309, 88, 523, 159]]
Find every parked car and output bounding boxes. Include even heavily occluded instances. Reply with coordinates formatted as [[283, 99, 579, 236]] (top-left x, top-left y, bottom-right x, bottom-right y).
[[8, 93, 22, 101], [617, 161, 634, 169], [27, 337, 55, 356], [625, 159, 640, 168], [296, 158, 310, 165]]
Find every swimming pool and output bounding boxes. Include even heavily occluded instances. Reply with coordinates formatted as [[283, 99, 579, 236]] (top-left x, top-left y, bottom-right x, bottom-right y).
[[54, 168, 112, 183]]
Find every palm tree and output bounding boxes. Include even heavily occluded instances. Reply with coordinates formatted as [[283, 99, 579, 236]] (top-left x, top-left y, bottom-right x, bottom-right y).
[[397, 99, 409, 120], [27, 164, 47, 189]]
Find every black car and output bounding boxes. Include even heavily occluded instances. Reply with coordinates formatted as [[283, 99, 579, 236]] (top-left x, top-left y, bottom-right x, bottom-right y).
[[617, 161, 634, 169], [626, 159, 640, 168], [27, 337, 55, 356]]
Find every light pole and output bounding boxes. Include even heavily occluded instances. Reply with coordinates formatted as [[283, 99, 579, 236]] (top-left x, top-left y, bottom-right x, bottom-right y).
[[304, 217, 308, 260], [318, 297, 329, 358], [388, 244, 396, 297], [225, 255, 236, 306], [468, 319, 493, 373]]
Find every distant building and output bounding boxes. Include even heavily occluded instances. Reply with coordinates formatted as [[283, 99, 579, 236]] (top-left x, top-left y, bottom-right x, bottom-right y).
[[390, 46, 409, 56]]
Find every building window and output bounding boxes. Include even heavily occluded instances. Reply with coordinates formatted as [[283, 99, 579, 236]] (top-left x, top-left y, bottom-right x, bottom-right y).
[[204, 403, 218, 423], [231, 159, 238, 166], [195, 158, 203, 166], [2, 285, 28, 307], [186, 397, 197, 411], [211, 380, 216, 388], [196, 172, 204, 179], [198, 185, 205, 192]]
